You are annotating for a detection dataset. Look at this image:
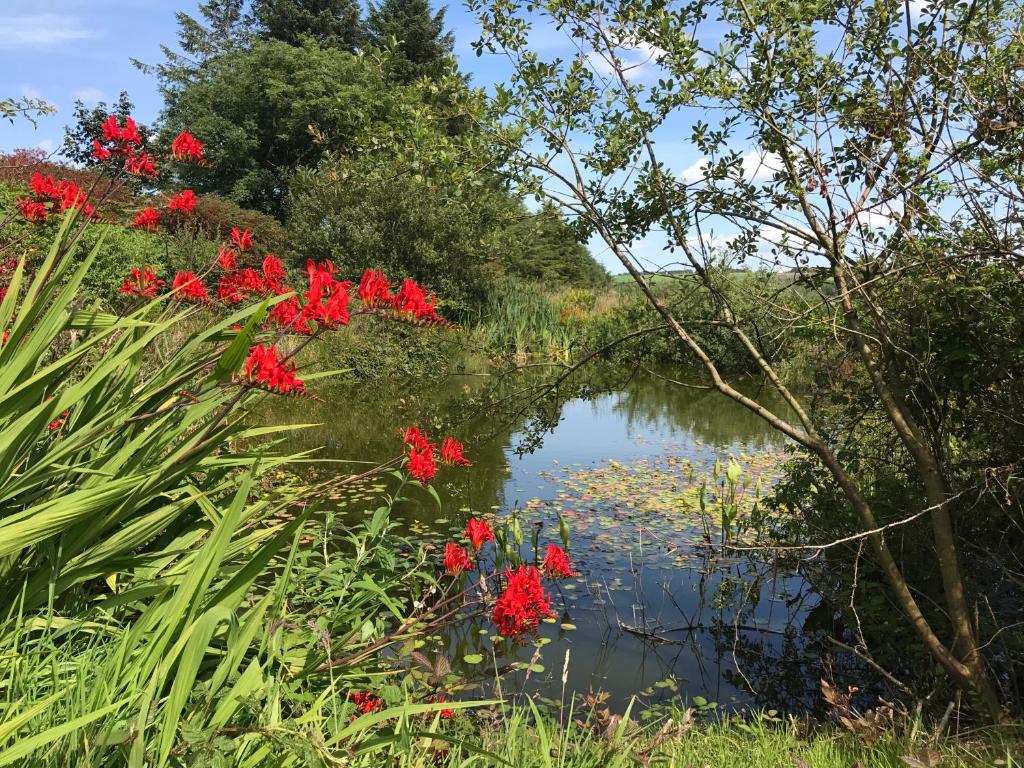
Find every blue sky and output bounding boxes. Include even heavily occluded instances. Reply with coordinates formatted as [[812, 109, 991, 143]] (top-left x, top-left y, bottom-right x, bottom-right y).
[[0, 2, 773, 273]]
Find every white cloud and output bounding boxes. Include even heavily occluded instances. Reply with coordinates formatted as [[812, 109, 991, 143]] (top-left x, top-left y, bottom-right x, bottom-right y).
[[680, 150, 782, 184], [73, 87, 106, 105], [585, 37, 667, 81], [0, 14, 94, 49], [37, 139, 55, 154]]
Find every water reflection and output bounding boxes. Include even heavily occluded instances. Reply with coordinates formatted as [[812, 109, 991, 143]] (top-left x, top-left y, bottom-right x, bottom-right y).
[[270, 367, 861, 714]]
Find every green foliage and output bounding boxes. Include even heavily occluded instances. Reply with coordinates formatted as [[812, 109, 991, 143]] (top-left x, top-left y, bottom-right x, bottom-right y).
[[61, 91, 149, 168], [157, 40, 424, 216], [367, 0, 456, 83], [0, 96, 56, 128], [252, 0, 366, 50]]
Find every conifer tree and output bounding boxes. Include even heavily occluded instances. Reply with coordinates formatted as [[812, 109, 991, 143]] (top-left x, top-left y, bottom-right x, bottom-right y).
[[366, 0, 454, 82], [252, 0, 366, 51]]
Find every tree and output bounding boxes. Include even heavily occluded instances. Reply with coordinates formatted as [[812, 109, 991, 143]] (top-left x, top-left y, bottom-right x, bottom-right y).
[[133, 0, 254, 91], [252, 0, 365, 50], [472, 0, 1022, 718], [61, 91, 150, 168], [156, 40, 413, 215], [366, 0, 455, 83]]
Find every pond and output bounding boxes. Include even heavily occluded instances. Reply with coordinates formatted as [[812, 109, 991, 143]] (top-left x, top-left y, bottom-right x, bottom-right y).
[[270, 365, 860, 715]]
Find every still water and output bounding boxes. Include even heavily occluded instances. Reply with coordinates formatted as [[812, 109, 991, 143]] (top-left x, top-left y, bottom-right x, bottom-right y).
[[272, 367, 849, 714]]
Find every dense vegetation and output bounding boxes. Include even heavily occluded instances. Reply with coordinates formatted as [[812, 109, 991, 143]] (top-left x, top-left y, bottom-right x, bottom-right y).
[[1, 0, 1022, 762]]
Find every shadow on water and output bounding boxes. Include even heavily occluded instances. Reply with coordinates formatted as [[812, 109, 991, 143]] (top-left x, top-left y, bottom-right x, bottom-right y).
[[268, 366, 869, 714]]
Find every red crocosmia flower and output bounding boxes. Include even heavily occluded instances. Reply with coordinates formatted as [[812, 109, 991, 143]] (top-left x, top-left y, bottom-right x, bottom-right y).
[[491, 565, 552, 638], [443, 542, 473, 576], [407, 442, 437, 484], [48, 410, 69, 431], [1, 330, 8, 347], [463, 518, 494, 551], [238, 267, 264, 295], [125, 151, 157, 178], [16, 197, 47, 222], [261, 254, 287, 294], [349, 691, 382, 716], [132, 207, 161, 231], [441, 437, 471, 466], [392, 279, 439, 320], [267, 295, 313, 334], [171, 271, 209, 302], [243, 343, 303, 394], [542, 544, 577, 579], [167, 189, 197, 214], [101, 115, 142, 148], [230, 227, 253, 252], [302, 259, 351, 327], [217, 245, 237, 271], [171, 130, 204, 162], [431, 695, 456, 719], [358, 268, 392, 307], [120, 266, 165, 299], [403, 426, 430, 450], [26, 174, 96, 219], [91, 139, 111, 161], [216, 272, 244, 304]]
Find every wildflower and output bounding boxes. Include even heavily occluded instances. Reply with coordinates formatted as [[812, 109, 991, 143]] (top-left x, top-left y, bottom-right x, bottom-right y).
[[217, 245, 237, 270], [26, 174, 96, 218], [464, 518, 494, 551], [167, 189, 197, 214], [49, 410, 69, 431], [216, 272, 244, 303], [267, 296, 312, 334], [302, 259, 350, 327], [358, 268, 392, 307], [170, 130, 204, 162], [392, 278, 439, 320], [101, 115, 142, 148], [120, 266, 164, 300], [403, 426, 430, 450], [243, 343, 303, 394], [125, 151, 157, 178], [349, 691, 382, 716], [91, 139, 111, 161], [171, 271, 209, 302], [230, 227, 253, 252], [441, 437, 471, 466], [237, 267, 265, 295], [542, 544, 577, 579], [430, 695, 456, 719], [491, 565, 552, 638], [16, 197, 47, 222], [443, 542, 473, 575], [408, 442, 437, 484], [132, 207, 161, 231], [261, 254, 287, 294]]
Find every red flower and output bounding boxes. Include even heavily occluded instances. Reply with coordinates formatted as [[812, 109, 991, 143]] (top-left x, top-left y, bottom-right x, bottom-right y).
[[441, 437, 471, 466], [216, 272, 244, 303], [358, 268, 392, 307], [349, 691, 382, 716], [431, 695, 456, 719], [243, 343, 304, 394], [491, 565, 552, 638], [167, 189, 197, 214], [91, 139, 111, 161], [171, 271, 209, 302], [48, 410, 69, 431], [408, 442, 437, 484], [16, 197, 47, 222], [443, 542, 473, 575], [230, 227, 253, 252], [132, 207, 161, 231], [542, 544, 577, 579], [125, 151, 157, 178], [392, 279, 439, 320], [120, 266, 164, 299], [464, 518, 494, 551], [267, 295, 313, 334], [403, 426, 430, 450], [261, 254, 287, 294], [217, 245, 237, 270], [302, 260, 350, 328], [171, 130, 204, 162], [26, 173, 96, 218], [101, 115, 142, 148]]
